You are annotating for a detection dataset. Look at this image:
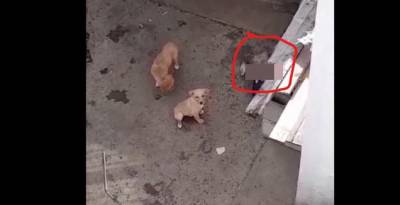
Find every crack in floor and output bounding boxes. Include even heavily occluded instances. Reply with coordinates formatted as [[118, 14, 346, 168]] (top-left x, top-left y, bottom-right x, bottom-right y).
[[148, 0, 262, 34], [229, 138, 268, 202]]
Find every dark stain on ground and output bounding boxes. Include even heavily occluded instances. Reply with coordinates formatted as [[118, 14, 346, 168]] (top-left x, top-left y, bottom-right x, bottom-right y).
[[124, 167, 138, 177], [178, 151, 190, 161], [237, 45, 255, 64], [106, 90, 130, 104], [177, 20, 187, 27], [167, 27, 171, 31], [100, 68, 109, 74], [148, 49, 158, 57], [130, 57, 136, 64], [152, 200, 162, 205], [143, 183, 159, 196], [86, 49, 93, 63], [107, 25, 130, 43], [88, 100, 96, 106], [86, 120, 92, 128], [199, 140, 212, 154], [143, 182, 164, 196], [142, 199, 162, 205], [154, 94, 162, 100], [106, 173, 114, 182], [149, 0, 166, 7], [224, 30, 244, 41]]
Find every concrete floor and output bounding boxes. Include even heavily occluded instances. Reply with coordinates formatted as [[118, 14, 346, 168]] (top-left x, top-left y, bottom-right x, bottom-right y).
[[86, 0, 300, 204]]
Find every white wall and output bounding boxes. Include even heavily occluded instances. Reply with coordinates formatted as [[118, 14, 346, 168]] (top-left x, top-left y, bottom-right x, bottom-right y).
[[295, 0, 334, 204]]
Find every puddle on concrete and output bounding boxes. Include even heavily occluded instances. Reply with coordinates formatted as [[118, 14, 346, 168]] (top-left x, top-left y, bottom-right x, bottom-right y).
[[107, 25, 130, 43], [177, 20, 187, 27], [100, 68, 109, 74], [86, 49, 93, 63], [106, 90, 130, 104]]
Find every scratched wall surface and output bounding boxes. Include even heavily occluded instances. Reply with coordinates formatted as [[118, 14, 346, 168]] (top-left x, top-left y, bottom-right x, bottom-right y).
[[86, 0, 300, 204]]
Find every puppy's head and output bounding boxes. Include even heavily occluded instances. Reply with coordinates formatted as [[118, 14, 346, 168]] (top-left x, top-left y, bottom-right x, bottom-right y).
[[188, 88, 210, 105], [160, 75, 175, 92]]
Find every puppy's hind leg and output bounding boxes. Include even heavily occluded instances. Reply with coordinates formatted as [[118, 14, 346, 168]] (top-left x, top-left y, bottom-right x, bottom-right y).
[[194, 113, 204, 124], [174, 112, 184, 128]]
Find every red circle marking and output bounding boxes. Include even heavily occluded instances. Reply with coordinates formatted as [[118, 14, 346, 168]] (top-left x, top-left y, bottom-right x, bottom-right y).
[[231, 32, 298, 94]]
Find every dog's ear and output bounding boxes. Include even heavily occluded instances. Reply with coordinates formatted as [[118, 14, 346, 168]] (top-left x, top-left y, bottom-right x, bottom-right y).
[[188, 90, 194, 96]]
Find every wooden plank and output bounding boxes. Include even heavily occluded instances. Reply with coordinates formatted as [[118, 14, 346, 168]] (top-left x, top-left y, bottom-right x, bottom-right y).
[[245, 46, 307, 114], [278, 45, 311, 95], [268, 78, 309, 142], [292, 118, 305, 145], [268, 0, 317, 64]]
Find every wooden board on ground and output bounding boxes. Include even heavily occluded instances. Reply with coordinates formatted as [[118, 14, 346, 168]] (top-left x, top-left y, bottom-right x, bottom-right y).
[[268, 78, 309, 143], [278, 45, 312, 95]]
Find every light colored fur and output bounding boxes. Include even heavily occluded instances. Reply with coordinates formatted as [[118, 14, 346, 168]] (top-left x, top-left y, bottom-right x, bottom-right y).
[[174, 88, 210, 128], [150, 42, 179, 93]]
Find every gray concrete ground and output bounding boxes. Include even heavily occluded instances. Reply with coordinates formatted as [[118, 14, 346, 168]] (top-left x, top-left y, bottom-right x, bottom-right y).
[[86, 0, 300, 204]]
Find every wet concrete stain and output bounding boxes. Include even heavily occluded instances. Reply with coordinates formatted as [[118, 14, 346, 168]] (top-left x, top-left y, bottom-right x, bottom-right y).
[[130, 57, 136, 64], [138, 23, 145, 30], [143, 182, 164, 196], [88, 100, 96, 106], [148, 49, 159, 59], [177, 20, 187, 27], [100, 68, 109, 74], [86, 32, 90, 42], [86, 120, 92, 128], [107, 25, 130, 43], [154, 94, 162, 100], [149, 0, 166, 7], [237, 45, 255, 64], [106, 90, 130, 104], [178, 151, 190, 161], [142, 199, 162, 205], [199, 140, 212, 154], [124, 167, 138, 177], [224, 30, 244, 41], [86, 49, 93, 63]]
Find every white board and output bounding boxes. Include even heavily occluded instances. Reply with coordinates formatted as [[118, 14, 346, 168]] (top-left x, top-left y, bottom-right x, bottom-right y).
[[268, 78, 309, 142]]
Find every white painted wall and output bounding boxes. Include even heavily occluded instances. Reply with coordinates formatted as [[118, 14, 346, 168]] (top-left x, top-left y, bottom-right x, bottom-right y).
[[295, 0, 334, 204]]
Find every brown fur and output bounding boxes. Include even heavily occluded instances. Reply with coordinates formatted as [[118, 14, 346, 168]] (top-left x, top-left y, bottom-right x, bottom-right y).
[[150, 42, 179, 93], [174, 88, 210, 128]]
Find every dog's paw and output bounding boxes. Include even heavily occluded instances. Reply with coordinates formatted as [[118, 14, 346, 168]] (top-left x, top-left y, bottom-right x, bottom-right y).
[[174, 64, 180, 70], [197, 119, 204, 124], [177, 121, 183, 128]]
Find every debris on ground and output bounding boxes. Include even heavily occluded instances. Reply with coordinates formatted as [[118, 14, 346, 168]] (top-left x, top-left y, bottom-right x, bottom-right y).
[[216, 147, 226, 155], [103, 152, 122, 205]]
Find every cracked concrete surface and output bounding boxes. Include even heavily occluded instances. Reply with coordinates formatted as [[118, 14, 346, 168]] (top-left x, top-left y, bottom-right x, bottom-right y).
[[86, 0, 300, 204]]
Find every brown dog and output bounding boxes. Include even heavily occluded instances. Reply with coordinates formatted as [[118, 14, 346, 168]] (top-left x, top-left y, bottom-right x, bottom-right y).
[[150, 42, 179, 93], [174, 88, 210, 128]]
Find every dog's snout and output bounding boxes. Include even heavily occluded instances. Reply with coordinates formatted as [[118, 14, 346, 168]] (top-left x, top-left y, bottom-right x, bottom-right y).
[[200, 101, 204, 105]]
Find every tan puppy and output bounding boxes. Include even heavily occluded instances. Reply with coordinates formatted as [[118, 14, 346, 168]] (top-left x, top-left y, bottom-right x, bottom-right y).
[[150, 42, 180, 93], [174, 88, 210, 128]]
